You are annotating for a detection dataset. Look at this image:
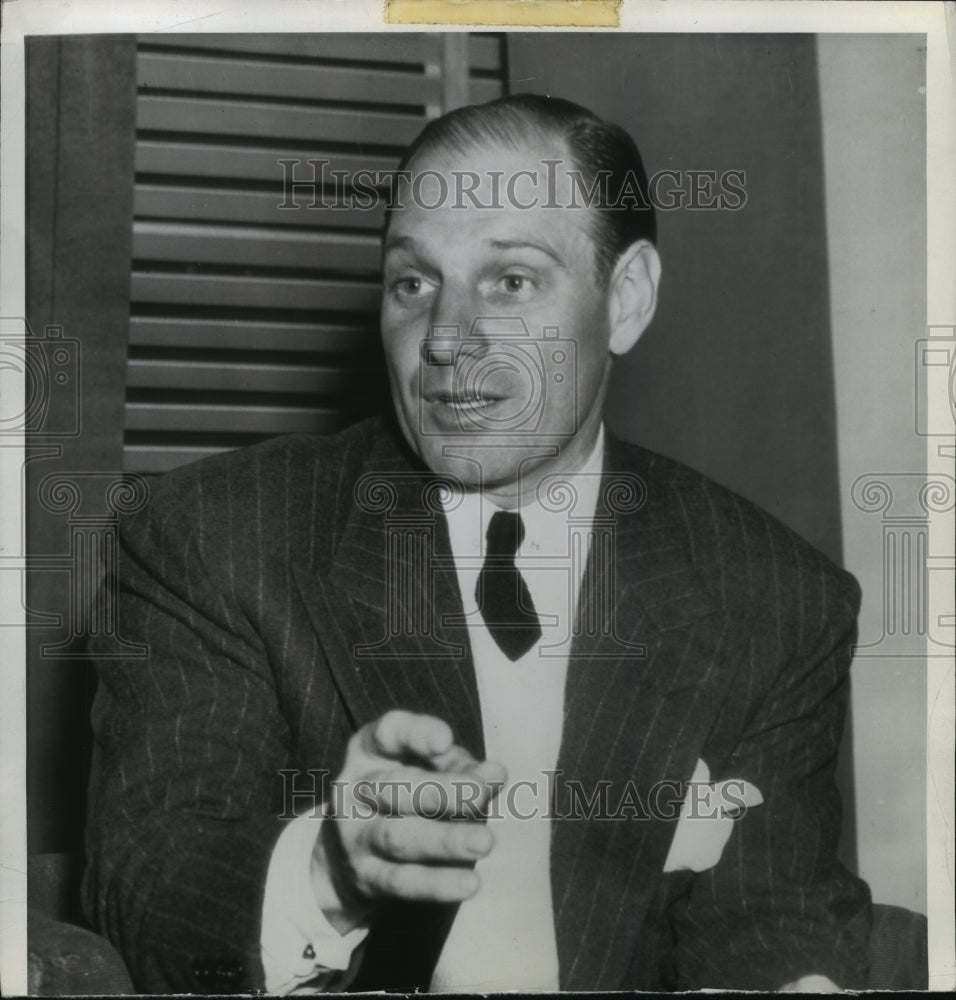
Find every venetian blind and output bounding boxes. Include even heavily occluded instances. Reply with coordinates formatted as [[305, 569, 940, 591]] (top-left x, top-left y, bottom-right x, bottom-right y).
[[125, 32, 506, 473]]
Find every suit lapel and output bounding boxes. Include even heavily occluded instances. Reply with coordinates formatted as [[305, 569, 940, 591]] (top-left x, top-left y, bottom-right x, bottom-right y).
[[290, 430, 484, 758], [552, 436, 748, 990]]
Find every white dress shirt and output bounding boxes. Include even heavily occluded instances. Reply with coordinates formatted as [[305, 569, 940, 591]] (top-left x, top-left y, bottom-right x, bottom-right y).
[[261, 429, 605, 993]]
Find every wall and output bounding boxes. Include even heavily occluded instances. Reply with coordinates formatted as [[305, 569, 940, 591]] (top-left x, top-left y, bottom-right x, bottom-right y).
[[818, 34, 927, 914], [507, 33, 843, 562]]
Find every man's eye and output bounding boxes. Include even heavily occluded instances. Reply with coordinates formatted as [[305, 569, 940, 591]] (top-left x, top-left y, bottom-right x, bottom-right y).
[[500, 274, 530, 293], [394, 276, 424, 295]]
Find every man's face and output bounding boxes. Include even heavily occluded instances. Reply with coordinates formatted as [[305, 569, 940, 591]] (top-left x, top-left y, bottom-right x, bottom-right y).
[[381, 138, 615, 499]]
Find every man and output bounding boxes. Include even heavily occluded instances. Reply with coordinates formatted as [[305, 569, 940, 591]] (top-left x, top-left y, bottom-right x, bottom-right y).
[[84, 95, 871, 993]]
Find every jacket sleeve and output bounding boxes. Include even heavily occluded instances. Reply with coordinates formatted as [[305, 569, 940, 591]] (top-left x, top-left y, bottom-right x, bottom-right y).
[[665, 563, 872, 990], [82, 481, 295, 993]]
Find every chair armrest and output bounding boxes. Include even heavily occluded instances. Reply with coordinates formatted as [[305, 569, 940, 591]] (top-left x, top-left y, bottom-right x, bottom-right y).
[[28, 910, 134, 996], [868, 902, 928, 990]]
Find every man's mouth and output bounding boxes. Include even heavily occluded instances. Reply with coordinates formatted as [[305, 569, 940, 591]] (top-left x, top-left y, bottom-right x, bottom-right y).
[[430, 391, 504, 412]]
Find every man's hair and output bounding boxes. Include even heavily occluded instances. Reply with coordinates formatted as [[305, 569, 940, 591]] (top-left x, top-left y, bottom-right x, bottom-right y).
[[385, 93, 657, 284]]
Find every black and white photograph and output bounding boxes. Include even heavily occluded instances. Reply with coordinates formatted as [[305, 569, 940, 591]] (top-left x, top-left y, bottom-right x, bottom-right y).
[[1, 2, 952, 994]]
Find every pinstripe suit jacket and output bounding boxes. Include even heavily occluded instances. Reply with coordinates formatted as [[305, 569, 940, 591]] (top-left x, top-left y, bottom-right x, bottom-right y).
[[84, 416, 871, 993]]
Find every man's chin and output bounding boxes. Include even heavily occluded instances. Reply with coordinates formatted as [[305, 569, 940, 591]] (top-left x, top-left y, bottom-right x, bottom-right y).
[[413, 436, 566, 493]]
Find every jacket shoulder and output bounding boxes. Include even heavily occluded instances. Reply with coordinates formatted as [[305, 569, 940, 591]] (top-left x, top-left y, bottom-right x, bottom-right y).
[[120, 418, 387, 558], [611, 437, 861, 623]]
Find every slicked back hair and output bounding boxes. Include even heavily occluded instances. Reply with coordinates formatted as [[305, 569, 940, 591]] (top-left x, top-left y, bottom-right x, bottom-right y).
[[384, 93, 657, 285]]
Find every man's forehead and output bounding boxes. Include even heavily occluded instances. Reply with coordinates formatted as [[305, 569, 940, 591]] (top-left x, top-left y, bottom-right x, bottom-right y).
[[383, 201, 595, 262], [385, 137, 598, 251]]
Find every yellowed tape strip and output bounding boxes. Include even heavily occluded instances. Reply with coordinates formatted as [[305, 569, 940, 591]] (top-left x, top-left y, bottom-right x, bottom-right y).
[[385, 0, 620, 28]]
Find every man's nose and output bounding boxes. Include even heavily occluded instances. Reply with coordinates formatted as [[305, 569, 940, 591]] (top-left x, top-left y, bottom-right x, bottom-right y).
[[428, 285, 476, 343]]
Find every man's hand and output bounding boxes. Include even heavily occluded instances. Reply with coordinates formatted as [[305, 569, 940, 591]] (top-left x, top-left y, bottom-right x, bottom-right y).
[[313, 710, 506, 931]]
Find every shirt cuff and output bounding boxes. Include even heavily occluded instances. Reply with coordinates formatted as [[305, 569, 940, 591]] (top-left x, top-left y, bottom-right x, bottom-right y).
[[261, 813, 369, 994]]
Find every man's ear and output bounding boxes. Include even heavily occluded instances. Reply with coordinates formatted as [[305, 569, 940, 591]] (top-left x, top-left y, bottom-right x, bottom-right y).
[[606, 240, 661, 356]]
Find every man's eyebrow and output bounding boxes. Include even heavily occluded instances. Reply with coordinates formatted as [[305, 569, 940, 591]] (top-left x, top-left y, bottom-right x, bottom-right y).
[[489, 238, 564, 264], [382, 234, 418, 255]]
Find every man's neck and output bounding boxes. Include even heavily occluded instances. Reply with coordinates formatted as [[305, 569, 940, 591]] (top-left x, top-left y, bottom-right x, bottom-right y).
[[474, 422, 607, 511], [460, 423, 605, 510]]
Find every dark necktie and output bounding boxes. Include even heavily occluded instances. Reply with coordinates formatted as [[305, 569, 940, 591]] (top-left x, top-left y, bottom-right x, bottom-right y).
[[475, 510, 542, 661]]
